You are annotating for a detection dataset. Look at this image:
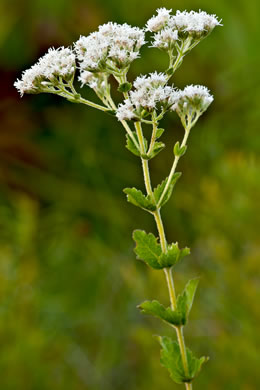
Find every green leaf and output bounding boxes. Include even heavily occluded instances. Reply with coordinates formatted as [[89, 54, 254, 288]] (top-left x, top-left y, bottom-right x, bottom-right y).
[[158, 336, 186, 384], [159, 242, 190, 268], [176, 278, 199, 325], [124, 188, 156, 212], [149, 141, 165, 158], [174, 142, 187, 157], [155, 128, 165, 139], [133, 230, 162, 269], [142, 141, 165, 160], [125, 133, 140, 156], [153, 172, 182, 207], [186, 348, 209, 380], [158, 336, 209, 384], [117, 82, 132, 93], [138, 300, 183, 326]]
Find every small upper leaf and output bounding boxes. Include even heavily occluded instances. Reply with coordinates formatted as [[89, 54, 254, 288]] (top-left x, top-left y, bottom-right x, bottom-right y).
[[133, 230, 162, 269], [174, 141, 187, 157], [154, 172, 182, 208], [124, 188, 156, 212], [118, 82, 132, 93], [138, 300, 183, 326], [176, 278, 199, 325], [149, 141, 165, 158], [159, 242, 190, 268], [125, 133, 140, 156], [155, 128, 165, 139], [186, 348, 209, 380]]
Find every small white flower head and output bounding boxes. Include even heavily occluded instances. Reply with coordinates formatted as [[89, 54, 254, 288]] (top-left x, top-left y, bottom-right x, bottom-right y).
[[75, 23, 145, 74], [14, 63, 44, 96], [170, 10, 222, 38], [151, 28, 179, 50], [116, 99, 137, 121], [146, 8, 172, 32], [14, 47, 76, 96], [79, 70, 106, 90], [130, 72, 174, 111], [38, 47, 76, 80], [171, 85, 214, 125], [116, 72, 177, 121]]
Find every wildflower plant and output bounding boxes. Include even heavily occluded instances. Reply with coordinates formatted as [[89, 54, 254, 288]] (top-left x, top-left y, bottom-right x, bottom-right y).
[[14, 8, 222, 389]]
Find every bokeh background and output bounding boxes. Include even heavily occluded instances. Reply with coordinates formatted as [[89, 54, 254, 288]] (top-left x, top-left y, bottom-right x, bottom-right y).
[[0, 0, 259, 389]]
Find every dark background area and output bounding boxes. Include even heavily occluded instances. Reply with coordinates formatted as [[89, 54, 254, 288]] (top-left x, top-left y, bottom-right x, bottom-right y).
[[0, 0, 259, 389]]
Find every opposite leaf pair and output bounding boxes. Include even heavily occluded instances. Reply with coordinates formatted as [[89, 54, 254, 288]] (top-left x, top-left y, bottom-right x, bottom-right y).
[[139, 278, 199, 326], [159, 336, 208, 384], [124, 172, 181, 213], [133, 229, 190, 269]]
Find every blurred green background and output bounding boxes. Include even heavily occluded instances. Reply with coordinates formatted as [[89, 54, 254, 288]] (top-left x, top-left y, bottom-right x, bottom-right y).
[[0, 0, 259, 389]]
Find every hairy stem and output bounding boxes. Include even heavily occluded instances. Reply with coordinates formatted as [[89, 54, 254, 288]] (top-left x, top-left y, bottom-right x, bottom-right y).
[[158, 127, 191, 208], [135, 121, 154, 198], [135, 121, 192, 389], [147, 112, 158, 156]]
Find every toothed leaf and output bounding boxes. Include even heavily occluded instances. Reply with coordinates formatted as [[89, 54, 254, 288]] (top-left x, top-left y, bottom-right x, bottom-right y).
[[176, 278, 199, 325], [186, 348, 209, 380], [158, 336, 209, 384], [124, 188, 156, 211], [138, 300, 183, 326], [154, 172, 182, 207], [159, 242, 190, 268], [125, 132, 140, 156], [158, 336, 186, 384], [132, 230, 162, 269]]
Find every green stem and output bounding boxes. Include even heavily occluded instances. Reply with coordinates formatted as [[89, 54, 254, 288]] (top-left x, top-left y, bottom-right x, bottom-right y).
[[134, 121, 155, 201], [147, 112, 158, 156], [157, 127, 191, 208], [78, 96, 112, 112], [167, 41, 185, 81], [56, 84, 111, 113], [136, 124, 192, 390]]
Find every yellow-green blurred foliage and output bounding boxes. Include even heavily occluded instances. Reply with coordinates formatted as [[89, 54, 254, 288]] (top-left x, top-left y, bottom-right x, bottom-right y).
[[0, 0, 259, 389]]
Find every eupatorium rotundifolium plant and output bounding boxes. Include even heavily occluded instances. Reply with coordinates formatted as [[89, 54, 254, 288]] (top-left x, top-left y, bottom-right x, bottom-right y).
[[15, 8, 222, 389]]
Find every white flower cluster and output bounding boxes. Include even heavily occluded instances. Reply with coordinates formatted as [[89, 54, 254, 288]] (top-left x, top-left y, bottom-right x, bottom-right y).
[[116, 99, 136, 122], [14, 47, 76, 96], [171, 85, 214, 116], [146, 8, 172, 32], [147, 9, 221, 50], [171, 10, 222, 35], [116, 72, 175, 121], [75, 22, 145, 75]]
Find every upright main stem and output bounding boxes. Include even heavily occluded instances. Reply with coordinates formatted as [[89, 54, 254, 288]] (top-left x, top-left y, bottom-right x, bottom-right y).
[[135, 120, 192, 390]]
